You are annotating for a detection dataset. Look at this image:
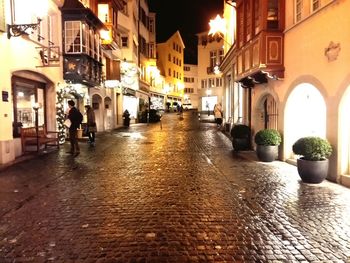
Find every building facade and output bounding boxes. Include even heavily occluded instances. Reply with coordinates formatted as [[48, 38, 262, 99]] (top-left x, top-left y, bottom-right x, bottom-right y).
[[183, 64, 198, 110], [0, 0, 126, 165], [156, 30, 185, 110], [221, 0, 350, 187], [197, 31, 224, 114], [0, 0, 63, 164]]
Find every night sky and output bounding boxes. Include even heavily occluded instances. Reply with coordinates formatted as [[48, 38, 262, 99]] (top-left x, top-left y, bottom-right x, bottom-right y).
[[148, 0, 223, 64]]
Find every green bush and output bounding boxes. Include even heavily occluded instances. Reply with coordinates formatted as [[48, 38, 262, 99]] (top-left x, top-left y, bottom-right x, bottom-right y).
[[254, 129, 282, 146], [230, 124, 251, 139], [292, 136, 332, 161]]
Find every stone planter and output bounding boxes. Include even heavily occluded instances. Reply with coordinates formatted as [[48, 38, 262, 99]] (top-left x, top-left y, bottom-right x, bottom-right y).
[[256, 145, 278, 162], [297, 158, 329, 184], [232, 138, 250, 151]]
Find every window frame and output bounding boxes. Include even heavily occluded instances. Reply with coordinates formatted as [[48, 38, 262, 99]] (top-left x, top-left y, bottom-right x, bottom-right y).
[[295, 0, 302, 23]]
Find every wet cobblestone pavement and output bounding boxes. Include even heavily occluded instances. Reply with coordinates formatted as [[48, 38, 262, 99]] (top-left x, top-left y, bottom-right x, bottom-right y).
[[0, 111, 350, 262]]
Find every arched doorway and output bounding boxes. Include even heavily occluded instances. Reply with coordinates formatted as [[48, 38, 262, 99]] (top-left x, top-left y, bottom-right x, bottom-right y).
[[339, 85, 350, 175], [92, 94, 103, 132], [284, 83, 326, 160], [104, 97, 112, 130], [256, 94, 278, 130]]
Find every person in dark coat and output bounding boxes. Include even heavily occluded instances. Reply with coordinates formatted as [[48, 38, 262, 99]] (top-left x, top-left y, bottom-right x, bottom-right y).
[[84, 105, 97, 146], [123, 109, 130, 127], [67, 100, 83, 156]]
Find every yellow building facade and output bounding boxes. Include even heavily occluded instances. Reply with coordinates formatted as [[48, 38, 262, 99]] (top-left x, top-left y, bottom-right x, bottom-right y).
[[156, 30, 185, 107]]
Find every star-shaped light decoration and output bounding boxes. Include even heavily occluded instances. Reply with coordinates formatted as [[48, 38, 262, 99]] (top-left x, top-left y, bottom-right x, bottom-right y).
[[208, 15, 226, 36]]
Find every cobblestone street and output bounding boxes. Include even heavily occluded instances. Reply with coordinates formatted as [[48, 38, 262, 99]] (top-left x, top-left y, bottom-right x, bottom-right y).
[[0, 111, 350, 262]]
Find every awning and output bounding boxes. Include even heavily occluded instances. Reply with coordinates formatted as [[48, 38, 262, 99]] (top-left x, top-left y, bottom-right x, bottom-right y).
[[136, 90, 149, 100], [238, 70, 284, 88]]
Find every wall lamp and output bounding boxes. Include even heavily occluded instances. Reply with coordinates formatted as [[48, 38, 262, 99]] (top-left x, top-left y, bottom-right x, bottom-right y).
[[7, 18, 42, 39]]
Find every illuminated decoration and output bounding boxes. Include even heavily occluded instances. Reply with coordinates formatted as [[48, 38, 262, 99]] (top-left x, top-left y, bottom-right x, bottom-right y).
[[208, 15, 226, 36], [104, 80, 122, 89], [7, 0, 48, 39], [214, 65, 221, 75], [121, 60, 139, 87], [100, 28, 112, 45], [56, 82, 86, 144]]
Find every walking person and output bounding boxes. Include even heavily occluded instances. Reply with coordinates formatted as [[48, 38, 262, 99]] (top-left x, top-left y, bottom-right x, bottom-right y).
[[67, 100, 83, 156], [213, 102, 223, 129], [179, 104, 184, 119], [123, 109, 130, 127], [85, 105, 97, 146]]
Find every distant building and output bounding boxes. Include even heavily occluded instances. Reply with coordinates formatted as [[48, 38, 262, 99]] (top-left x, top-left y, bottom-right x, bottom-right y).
[[156, 30, 185, 109], [183, 64, 198, 110], [197, 31, 224, 113]]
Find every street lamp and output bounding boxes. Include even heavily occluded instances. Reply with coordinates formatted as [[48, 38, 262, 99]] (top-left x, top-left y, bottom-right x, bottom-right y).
[[7, 0, 48, 39], [32, 102, 41, 152]]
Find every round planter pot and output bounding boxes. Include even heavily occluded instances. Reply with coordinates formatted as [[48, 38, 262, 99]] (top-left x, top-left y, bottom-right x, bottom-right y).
[[232, 138, 250, 151], [256, 145, 278, 162], [297, 158, 329, 184]]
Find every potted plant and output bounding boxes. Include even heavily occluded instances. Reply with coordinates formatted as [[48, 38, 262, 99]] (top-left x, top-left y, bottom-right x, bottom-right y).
[[254, 129, 282, 162], [230, 124, 251, 151], [292, 136, 333, 184]]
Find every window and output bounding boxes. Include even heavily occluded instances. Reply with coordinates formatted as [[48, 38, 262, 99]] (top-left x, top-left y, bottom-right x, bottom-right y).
[[149, 43, 155, 58], [168, 54, 171, 61], [149, 18, 154, 32], [210, 50, 217, 68], [312, 0, 320, 12], [295, 0, 302, 22], [267, 0, 278, 29], [184, 66, 190, 71], [168, 68, 171, 76], [219, 49, 224, 64], [121, 2, 128, 15], [201, 79, 207, 89], [210, 49, 223, 68], [246, 0, 251, 41], [65, 21, 82, 53], [209, 78, 215, 88], [121, 36, 128, 48], [12, 77, 45, 137], [254, 0, 260, 34]]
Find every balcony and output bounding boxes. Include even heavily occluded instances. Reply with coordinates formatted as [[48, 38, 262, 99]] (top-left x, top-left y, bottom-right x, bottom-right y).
[[234, 31, 284, 86]]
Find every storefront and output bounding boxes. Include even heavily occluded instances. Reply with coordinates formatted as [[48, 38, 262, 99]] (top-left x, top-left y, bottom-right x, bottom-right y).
[[150, 92, 165, 110], [12, 77, 46, 138]]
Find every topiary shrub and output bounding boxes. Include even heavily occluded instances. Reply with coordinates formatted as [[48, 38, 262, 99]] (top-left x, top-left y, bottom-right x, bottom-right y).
[[230, 124, 251, 139], [254, 129, 282, 146], [292, 136, 332, 161]]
